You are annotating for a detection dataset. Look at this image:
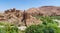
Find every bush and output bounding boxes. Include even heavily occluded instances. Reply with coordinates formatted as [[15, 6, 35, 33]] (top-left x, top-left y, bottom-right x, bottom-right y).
[[0, 23, 20, 33], [0, 26, 20, 33], [25, 16, 60, 33], [25, 24, 58, 33]]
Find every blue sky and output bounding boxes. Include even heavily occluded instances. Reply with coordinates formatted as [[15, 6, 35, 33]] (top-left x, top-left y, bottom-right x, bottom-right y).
[[0, 0, 60, 11]]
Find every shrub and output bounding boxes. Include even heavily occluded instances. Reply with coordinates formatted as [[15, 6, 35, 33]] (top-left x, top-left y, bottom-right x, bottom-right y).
[[25, 24, 58, 33], [0, 26, 20, 33], [25, 16, 60, 33], [0, 23, 20, 33]]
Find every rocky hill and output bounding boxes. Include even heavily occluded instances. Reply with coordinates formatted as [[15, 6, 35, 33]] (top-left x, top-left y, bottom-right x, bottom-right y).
[[26, 6, 60, 16], [0, 6, 60, 26], [0, 8, 41, 26]]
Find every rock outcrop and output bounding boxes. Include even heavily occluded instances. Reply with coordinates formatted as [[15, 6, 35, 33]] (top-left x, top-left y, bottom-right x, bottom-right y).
[[22, 11, 41, 26], [0, 8, 24, 26], [0, 8, 41, 26]]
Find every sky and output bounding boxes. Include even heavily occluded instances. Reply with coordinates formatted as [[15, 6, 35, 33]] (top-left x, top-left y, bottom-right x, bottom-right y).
[[0, 0, 60, 12]]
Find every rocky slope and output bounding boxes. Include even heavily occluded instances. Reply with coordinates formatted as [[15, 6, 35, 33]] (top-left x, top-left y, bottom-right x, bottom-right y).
[[26, 6, 60, 16], [0, 8, 41, 26]]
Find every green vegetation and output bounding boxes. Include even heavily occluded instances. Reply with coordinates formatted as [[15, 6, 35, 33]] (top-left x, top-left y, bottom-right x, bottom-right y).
[[0, 22, 13, 26], [35, 16, 60, 20], [0, 26, 19, 33], [0, 22, 20, 33], [50, 16, 60, 20], [25, 16, 60, 33]]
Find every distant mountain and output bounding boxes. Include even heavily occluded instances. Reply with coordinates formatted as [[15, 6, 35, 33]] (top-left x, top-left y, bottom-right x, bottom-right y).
[[26, 6, 60, 16]]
